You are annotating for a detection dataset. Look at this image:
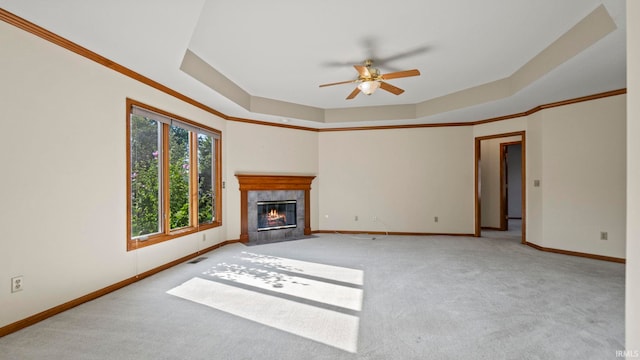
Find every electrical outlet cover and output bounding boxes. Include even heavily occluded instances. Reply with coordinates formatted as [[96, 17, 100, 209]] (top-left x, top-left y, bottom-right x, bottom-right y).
[[11, 276, 23, 293]]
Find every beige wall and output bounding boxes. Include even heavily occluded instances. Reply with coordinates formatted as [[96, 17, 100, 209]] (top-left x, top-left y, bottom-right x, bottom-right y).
[[535, 95, 626, 258], [627, 0, 640, 351], [473, 117, 527, 138], [525, 112, 544, 246], [224, 121, 319, 240], [318, 127, 475, 234]]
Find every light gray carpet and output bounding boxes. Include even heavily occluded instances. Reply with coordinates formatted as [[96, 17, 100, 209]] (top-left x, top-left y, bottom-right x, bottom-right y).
[[0, 233, 625, 359], [482, 219, 523, 241]]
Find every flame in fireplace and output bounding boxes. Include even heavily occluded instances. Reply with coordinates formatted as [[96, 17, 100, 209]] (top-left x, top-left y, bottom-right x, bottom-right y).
[[267, 209, 286, 222]]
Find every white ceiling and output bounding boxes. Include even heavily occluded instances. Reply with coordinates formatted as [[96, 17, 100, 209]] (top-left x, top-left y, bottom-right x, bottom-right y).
[[0, 0, 627, 128]]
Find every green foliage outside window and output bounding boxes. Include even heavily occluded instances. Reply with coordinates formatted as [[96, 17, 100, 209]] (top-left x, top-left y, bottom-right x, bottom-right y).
[[130, 116, 160, 237], [130, 111, 217, 239], [169, 125, 190, 229], [198, 134, 215, 224]]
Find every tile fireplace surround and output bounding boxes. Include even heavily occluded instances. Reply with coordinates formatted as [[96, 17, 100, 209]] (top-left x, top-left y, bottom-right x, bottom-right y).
[[235, 174, 316, 244]]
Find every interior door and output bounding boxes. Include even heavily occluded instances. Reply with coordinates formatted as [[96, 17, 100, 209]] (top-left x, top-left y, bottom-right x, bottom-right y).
[[501, 142, 522, 230]]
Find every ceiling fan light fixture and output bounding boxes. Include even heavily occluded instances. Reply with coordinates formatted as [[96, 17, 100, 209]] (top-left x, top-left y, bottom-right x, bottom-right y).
[[319, 59, 420, 100], [358, 80, 380, 95]]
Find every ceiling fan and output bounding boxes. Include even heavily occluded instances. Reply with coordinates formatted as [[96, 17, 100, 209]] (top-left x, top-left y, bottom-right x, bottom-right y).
[[319, 59, 420, 100]]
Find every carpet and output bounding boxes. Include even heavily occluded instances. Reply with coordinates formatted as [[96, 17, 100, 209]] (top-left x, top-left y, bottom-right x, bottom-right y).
[[0, 233, 625, 359]]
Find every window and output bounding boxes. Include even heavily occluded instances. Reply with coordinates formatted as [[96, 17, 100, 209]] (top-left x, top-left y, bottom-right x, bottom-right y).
[[127, 99, 222, 250]]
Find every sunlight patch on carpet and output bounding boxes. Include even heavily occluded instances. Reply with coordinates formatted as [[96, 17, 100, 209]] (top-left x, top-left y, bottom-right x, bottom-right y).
[[203, 264, 363, 311], [237, 252, 364, 285], [167, 277, 360, 353]]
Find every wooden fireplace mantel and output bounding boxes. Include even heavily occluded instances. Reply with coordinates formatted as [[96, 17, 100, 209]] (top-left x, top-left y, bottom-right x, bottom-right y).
[[235, 174, 316, 243]]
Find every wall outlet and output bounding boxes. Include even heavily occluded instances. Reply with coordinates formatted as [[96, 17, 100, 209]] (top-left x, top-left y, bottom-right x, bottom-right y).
[[373, 216, 378, 222], [202, 233, 206, 242], [434, 216, 439, 223], [354, 215, 358, 221], [11, 276, 23, 293], [600, 231, 608, 240]]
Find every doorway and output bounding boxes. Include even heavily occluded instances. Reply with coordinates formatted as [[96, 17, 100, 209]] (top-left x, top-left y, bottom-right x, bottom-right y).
[[474, 131, 526, 244], [501, 141, 522, 233]]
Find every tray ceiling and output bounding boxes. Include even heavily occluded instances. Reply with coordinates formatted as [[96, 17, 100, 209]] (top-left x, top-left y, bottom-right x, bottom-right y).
[[0, 0, 626, 128]]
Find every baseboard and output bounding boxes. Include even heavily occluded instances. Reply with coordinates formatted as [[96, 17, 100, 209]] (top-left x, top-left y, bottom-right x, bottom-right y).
[[313, 230, 475, 237], [525, 242, 625, 263], [314, 230, 625, 263], [0, 239, 241, 338]]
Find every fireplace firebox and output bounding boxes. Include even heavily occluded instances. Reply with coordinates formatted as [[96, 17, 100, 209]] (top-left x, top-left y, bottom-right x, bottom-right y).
[[257, 200, 297, 231]]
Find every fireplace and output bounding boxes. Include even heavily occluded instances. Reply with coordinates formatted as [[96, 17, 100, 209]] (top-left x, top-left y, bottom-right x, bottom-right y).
[[257, 200, 297, 231], [247, 190, 304, 244], [236, 174, 315, 244]]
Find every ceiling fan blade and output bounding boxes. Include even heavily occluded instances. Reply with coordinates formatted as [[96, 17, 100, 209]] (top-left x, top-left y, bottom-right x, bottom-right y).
[[319, 80, 356, 87], [346, 87, 361, 100], [377, 45, 431, 65], [379, 81, 405, 95], [354, 65, 371, 78], [380, 69, 420, 80]]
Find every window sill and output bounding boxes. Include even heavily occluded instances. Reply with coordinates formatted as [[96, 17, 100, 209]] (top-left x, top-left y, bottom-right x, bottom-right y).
[[127, 221, 222, 251]]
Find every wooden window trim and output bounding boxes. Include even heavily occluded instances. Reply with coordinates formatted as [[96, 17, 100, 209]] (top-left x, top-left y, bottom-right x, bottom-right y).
[[126, 98, 222, 251]]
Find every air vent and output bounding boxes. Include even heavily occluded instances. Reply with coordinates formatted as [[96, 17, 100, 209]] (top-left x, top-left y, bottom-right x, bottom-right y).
[[187, 257, 208, 264]]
